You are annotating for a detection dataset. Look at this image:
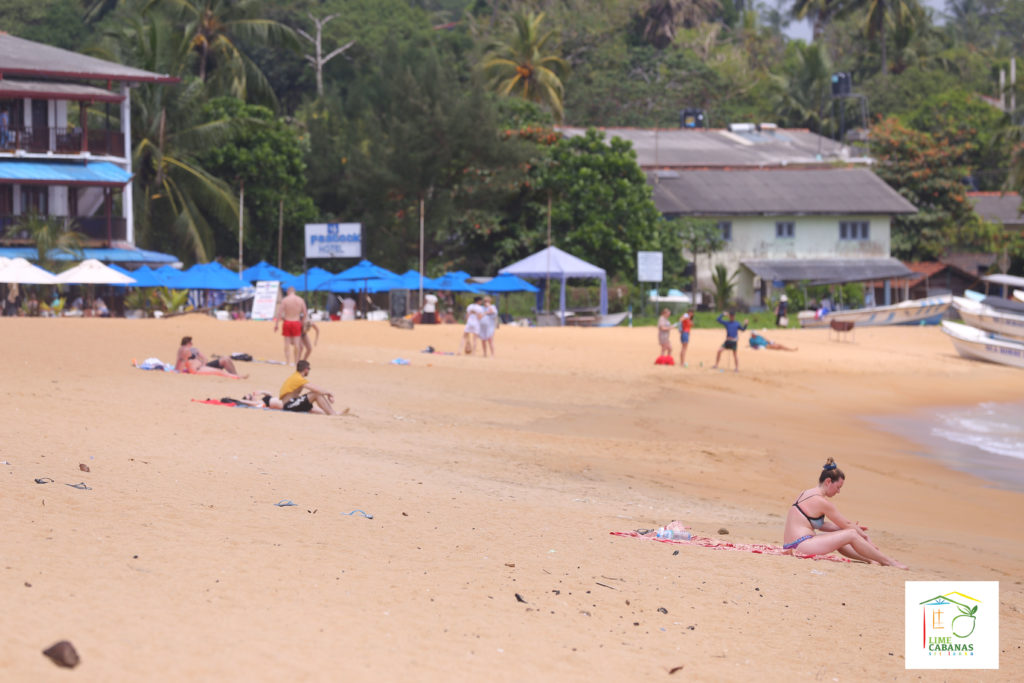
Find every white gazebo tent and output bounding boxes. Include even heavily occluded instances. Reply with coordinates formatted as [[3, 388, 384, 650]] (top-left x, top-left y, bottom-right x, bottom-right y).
[[499, 246, 607, 324], [55, 258, 137, 285]]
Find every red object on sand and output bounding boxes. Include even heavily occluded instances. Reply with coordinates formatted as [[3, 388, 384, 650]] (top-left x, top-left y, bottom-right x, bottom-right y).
[[654, 355, 675, 365]]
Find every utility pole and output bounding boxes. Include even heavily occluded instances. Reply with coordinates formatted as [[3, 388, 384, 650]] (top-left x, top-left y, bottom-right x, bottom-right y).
[[237, 178, 244, 278], [296, 13, 355, 97]]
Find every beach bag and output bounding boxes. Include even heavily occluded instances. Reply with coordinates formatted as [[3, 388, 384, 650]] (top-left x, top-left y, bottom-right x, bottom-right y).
[[230, 352, 253, 361], [778, 315, 789, 327]]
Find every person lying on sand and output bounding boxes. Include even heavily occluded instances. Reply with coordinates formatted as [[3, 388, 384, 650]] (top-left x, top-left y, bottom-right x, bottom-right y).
[[234, 390, 350, 416], [783, 457, 907, 569], [175, 336, 248, 378], [749, 331, 797, 351]]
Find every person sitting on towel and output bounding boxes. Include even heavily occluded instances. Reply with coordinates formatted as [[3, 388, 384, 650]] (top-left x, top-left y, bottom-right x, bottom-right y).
[[278, 360, 338, 415], [175, 336, 246, 378]]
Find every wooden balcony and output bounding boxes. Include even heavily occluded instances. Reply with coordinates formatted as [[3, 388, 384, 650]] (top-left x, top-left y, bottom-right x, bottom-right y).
[[0, 127, 125, 157], [0, 214, 126, 244]]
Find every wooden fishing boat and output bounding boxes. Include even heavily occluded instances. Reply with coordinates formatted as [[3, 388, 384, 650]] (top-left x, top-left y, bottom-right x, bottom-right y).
[[798, 294, 952, 328], [953, 297, 1024, 341], [941, 320, 1024, 369]]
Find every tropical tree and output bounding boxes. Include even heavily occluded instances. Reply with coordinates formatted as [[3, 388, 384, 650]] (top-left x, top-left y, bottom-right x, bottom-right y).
[[711, 263, 737, 310], [152, 0, 294, 104], [675, 218, 725, 305], [770, 39, 833, 132], [845, 0, 916, 77], [4, 214, 84, 272], [482, 11, 569, 122], [790, 0, 846, 41], [101, 13, 238, 263], [639, 0, 722, 48]]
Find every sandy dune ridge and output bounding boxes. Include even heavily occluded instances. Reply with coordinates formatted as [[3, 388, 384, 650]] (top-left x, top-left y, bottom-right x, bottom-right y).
[[1, 316, 1021, 681]]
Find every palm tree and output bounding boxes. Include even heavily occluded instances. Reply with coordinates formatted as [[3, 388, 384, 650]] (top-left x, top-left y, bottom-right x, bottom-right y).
[[844, 0, 915, 76], [790, 0, 845, 41], [770, 41, 833, 132], [482, 11, 569, 122], [711, 263, 737, 310], [641, 0, 722, 48], [102, 13, 238, 263], [4, 214, 84, 272], [151, 0, 294, 104]]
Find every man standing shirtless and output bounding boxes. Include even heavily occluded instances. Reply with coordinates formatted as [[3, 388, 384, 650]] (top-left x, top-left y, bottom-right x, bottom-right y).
[[274, 287, 307, 365]]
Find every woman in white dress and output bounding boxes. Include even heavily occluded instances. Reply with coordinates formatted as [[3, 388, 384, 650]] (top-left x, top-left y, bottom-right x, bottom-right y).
[[478, 296, 498, 357], [462, 296, 483, 354]]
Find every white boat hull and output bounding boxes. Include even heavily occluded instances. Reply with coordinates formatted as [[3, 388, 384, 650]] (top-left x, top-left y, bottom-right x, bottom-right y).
[[953, 297, 1024, 341], [799, 294, 952, 328], [941, 320, 1024, 369]]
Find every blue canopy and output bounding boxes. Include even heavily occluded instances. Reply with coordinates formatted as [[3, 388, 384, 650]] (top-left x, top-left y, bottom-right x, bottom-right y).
[[110, 264, 167, 288], [164, 262, 246, 290], [433, 272, 481, 293], [318, 260, 398, 293], [386, 270, 440, 290], [280, 267, 335, 292], [241, 260, 292, 283], [0, 160, 131, 185], [479, 273, 540, 293], [0, 246, 178, 264]]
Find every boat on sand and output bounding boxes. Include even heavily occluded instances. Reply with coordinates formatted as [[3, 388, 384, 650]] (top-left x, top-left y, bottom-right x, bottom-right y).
[[953, 297, 1024, 341], [798, 294, 952, 328], [941, 320, 1024, 369]]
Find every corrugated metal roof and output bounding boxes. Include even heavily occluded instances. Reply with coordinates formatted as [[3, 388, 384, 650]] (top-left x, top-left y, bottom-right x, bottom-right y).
[[558, 126, 861, 168], [968, 191, 1024, 227], [650, 167, 918, 216], [0, 79, 124, 102], [0, 33, 176, 83], [742, 258, 914, 284], [0, 160, 130, 185]]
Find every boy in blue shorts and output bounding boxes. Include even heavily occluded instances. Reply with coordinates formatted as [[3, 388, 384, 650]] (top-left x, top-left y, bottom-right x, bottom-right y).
[[712, 311, 749, 371]]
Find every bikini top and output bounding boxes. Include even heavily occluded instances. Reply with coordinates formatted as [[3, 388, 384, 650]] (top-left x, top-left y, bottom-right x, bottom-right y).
[[793, 492, 825, 529]]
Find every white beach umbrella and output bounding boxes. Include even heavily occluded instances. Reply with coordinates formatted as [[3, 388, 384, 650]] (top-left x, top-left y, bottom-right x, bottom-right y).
[[54, 258, 136, 285], [0, 257, 59, 285]]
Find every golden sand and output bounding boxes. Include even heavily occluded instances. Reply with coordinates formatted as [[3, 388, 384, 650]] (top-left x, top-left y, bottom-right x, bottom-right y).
[[1, 316, 1021, 681]]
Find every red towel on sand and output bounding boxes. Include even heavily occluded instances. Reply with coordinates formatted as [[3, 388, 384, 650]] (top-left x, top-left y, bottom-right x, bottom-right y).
[[610, 531, 851, 563]]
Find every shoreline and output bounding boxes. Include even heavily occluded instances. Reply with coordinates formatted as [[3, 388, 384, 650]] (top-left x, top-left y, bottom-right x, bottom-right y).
[[2, 318, 1022, 680]]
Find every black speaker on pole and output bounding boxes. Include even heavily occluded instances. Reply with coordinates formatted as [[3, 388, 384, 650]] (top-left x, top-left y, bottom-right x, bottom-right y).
[[830, 72, 851, 97], [679, 108, 706, 129]]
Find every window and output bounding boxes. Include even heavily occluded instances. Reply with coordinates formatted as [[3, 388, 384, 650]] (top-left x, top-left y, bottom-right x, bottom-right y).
[[21, 186, 48, 215], [718, 220, 732, 242], [839, 221, 869, 241], [775, 221, 794, 238]]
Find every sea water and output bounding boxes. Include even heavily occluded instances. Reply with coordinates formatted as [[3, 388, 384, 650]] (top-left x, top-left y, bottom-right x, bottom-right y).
[[870, 401, 1024, 493]]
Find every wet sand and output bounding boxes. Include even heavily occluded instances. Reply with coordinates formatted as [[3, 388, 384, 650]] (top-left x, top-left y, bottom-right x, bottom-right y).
[[1, 317, 1022, 681]]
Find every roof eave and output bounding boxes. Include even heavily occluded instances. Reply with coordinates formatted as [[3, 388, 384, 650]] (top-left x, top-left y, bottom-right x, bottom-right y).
[[0, 67, 179, 84]]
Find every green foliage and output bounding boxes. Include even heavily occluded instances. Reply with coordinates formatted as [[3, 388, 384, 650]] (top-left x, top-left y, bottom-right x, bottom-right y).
[[4, 214, 84, 272], [675, 217, 724, 301], [3, 0, 85, 49], [538, 129, 663, 280], [871, 116, 1002, 260], [482, 11, 569, 122], [711, 262, 737, 310], [195, 97, 318, 270], [156, 286, 190, 312]]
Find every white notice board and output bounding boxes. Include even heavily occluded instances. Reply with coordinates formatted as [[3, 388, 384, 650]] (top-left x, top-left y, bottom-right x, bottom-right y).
[[637, 251, 663, 283], [252, 281, 280, 321], [305, 223, 362, 259]]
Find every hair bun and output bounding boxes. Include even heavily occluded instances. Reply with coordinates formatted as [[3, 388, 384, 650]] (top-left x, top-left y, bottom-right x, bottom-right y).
[[823, 463, 837, 471]]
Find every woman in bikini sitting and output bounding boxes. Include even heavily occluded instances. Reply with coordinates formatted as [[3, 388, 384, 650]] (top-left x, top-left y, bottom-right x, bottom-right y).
[[783, 457, 908, 569]]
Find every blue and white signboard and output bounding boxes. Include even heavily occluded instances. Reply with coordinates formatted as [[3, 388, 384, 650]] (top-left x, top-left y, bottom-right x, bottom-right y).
[[305, 223, 362, 259]]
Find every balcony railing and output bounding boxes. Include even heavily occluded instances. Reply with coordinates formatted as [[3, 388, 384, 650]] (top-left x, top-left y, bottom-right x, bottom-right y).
[[0, 215, 127, 243], [0, 127, 125, 157]]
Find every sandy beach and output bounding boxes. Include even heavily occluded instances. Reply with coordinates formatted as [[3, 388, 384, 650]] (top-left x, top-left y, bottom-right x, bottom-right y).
[[2, 316, 1022, 681]]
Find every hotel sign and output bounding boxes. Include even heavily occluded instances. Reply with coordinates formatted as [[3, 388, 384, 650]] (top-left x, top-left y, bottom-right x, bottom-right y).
[[305, 223, 362, 259]]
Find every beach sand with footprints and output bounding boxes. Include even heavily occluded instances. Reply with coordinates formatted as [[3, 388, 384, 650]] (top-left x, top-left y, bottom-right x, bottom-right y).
[[2, 315, 1022, 680]]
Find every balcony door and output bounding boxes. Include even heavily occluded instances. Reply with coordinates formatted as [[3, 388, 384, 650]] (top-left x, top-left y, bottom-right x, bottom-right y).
[[30, 100, 48, 152], [21, 186, 48, 216]]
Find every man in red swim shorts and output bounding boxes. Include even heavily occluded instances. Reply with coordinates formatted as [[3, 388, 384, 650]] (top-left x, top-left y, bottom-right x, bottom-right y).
[[274, 286, 307, 366]]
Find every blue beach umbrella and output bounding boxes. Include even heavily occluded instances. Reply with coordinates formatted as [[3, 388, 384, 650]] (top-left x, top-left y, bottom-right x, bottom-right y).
[[432, 272, 480, 293], [281, 267, 335, 292], [111, 264, 166, 288], [164, 262, 245, 290], [479, 273, 539, 294], [241, 260, 292, 283], [318, 260, 399, 293]]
